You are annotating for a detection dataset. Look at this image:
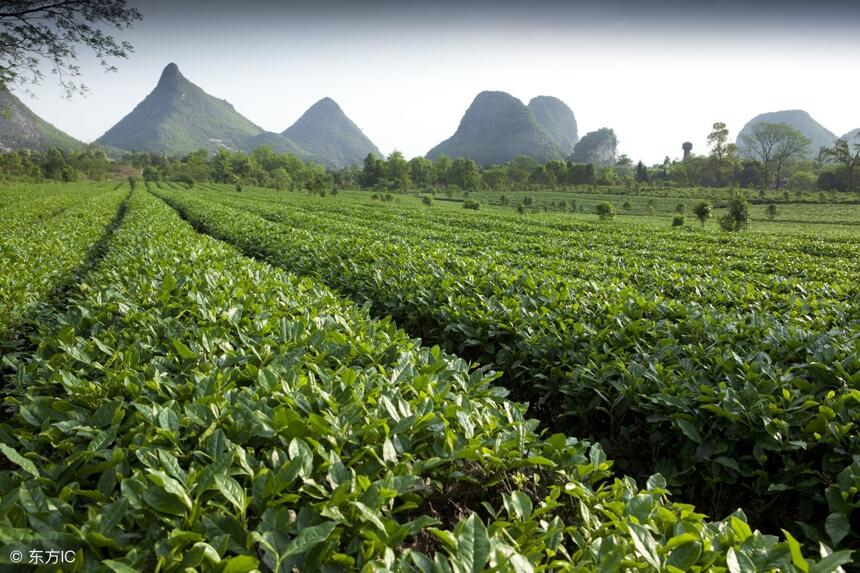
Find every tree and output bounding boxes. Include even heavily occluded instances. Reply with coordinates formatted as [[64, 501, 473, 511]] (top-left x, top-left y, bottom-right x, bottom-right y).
[[707, 122, 736, 186], [820, 138, 860, 193], [0, 1, 142, 95], [635, 161, 649, 182], [544, 160, 567, 187], [740, 123, 809, 190], [693, 201, 712, 227], [361, 153, 384, 188], [615, 154, 632, 167], [707, 122, 730, 162], [448, 158, 480, 191], [409, 157, 433, 189], [770, 128, 810, 191], [386, 150, 410, 190], [789, 170, 816, 192]]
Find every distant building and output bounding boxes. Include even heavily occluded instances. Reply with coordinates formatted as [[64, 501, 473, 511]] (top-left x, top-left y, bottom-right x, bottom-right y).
[[682, 141, 693, 161]]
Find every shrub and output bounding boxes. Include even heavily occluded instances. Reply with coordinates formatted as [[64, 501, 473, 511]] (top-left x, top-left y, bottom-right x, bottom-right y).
[[595, 201, 616, 221], [422, 196, 432, 207], [672, 215, 685, 227], [766, 203, 778, 220], [60, 166, 78, 182], [719, 195, 750, 231], [463, 199, 480, 210], [693, 201, 712, 227], [675, 202, 687, 215], [622, 201, 632, 210]]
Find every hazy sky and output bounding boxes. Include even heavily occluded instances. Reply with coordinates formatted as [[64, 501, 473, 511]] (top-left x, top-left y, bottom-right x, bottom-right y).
[[17, 0, 860, 164]]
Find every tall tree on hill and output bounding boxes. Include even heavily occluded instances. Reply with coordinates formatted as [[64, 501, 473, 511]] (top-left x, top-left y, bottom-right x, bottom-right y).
[[361, 153, 384, 188], [769, 127, 810, 191], [0, 0, 141, 96], [386, 150, 410, 190], [409, 156, 433, 189], [707, 122, 736, 186], [740, 122, 809, 190], [448, 157, 480, 191], [820, 138, 860, 193]]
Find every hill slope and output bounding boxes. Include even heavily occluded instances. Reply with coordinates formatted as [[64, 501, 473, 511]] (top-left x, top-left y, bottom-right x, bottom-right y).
[[282, 98, 381, 168], [736, 110, 836, 158], [243, 131, 305, 156], [427, 91, 562, 165], [528, 96, 578, 156], [96, 63, 265, 155], [842, 128, 860, 152], [570, 128, 618, 165], [0, 89, 84, 152]]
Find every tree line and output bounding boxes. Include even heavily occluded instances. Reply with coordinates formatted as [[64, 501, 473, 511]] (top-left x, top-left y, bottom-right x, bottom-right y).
[[1, 125, 856, 197]]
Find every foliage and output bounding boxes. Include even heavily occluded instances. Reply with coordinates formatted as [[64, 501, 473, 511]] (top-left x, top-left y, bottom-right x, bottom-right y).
[[671, 215, 685, 227], [152, 185, 860, 559], [4, 187, 841, 569], [0, 184, 124, 336], [0, 0, 141, 95], [463, 199, 480, 210]]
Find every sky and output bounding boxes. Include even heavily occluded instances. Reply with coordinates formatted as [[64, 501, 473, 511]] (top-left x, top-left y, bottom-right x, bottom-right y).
[[17, 0, 860, 164]]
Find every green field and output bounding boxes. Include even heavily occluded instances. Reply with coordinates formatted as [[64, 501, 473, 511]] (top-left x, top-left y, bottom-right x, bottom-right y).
[[1, 181, 858, 571]]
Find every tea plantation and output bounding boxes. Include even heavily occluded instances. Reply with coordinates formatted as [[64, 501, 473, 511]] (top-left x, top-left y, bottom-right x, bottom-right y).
[[0, 181, 857, 572]]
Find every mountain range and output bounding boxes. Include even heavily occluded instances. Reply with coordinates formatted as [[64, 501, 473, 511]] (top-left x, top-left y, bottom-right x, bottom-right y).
[[93, 64, 380, 168], [2, 67, 857, 167]]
